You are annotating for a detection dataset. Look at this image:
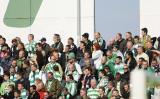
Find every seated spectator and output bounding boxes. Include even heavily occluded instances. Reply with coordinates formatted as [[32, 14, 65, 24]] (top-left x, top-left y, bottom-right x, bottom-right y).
[[114, 56, 124, 76], [76, 41, 87, 62], [133, 35, 142, 49], [29, 63, 40, 86], [14, 90, 21, 99], [87, 79, 100, 99], [76, 88, 89, 99], [59, 87, 73, 99], [0, 72, 15, 95], [35, 79, 46, 99], [22, 59, 31, 79], [16, 50, 26, 71], [11, 38, 18, 59], [3, 84, 14, 99], [65, 74, 77, 96], [28, 85, 40, 99], [107, 81, 115, 99], [98, 87, 108, 99], [45, 72, 62, 98], [113, 45, 124, 62], [17, 83, 28, 99], [111, 89, 121, 99], [121, 83, 130, 99], [67, 37, 77, 54]]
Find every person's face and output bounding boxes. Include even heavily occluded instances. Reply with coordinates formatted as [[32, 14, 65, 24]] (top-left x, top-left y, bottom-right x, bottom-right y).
[[127, 42, 133, 49], [65, 76, 70, 82], [112, 91, 119, 96], [28, 35, 33, 41], [68, 64, 75, 72], [90, 80, 96, 88], [124, 84, 129, 91], [30, 87, 34, 93], [50, 55, 56, 62], [126, 33, 131, 39], [107, 51, 112, 57], [94, 32, 100, 39], [82, 36, 87, 41], [115, 58, 121, 64], [151, 61, 157, 67], [124, 65, 128, 73], [137, 47, 143, 54], [141, 30, 146, 36], [80, 90, 86, 96], [116, 34, 121, 40], [142, 62, 148, 69], [68, 39, 73, 45], [80, 42, 85, 49], [19, 51, 24, 58], [17, 44, 23, 50], [98, 89, 104, 95], [53, 36, 58, 43], [18, 84, 23, 90], [31, 65, 37, 71], [134, 38, 139, 44], [113, 47, 118, 52], [12, 60, 17, 67], [36, 45, 41, 51], [99, 72, 103, 77], [108, 83, 113, 90], [47, 73, 53, 79], [138, 59, 143, 65], [4, 75, 9, 81], [84, 52, 90, 59], [0, 38, 4, 45], [65, 46, 69, 52], [115, 74, 121, 80], [44, 92, 49, 99], [147, 42, 152, 49]]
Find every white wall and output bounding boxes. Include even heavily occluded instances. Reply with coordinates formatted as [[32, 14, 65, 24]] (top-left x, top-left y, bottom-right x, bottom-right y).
[[140, 0, 160, 37], [0, 0, 94, 46]]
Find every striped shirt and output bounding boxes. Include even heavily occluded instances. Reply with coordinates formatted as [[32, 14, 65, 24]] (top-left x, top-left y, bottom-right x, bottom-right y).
[[114, 63, 124, 76], [21, 89, 28, 99], [44, 62, 63, 75], [25, 40, 36, 57], [65, 81, 77, 96], [29, 69, 40, 85], [54, 71, 62, 82], [87, 87, 100, 99]]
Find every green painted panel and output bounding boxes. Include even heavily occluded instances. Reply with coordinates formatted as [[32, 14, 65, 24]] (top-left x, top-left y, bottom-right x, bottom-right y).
[[3, 0, 43, 27]]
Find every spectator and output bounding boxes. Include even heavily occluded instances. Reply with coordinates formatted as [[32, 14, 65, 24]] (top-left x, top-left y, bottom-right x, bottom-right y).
[[14, 90, 21, 99], [113, 45, 124, 62], [114, 33, 127, 54], [25, 34, 37, 58], [136, 46, 149, 62], [87, 79, 100, 99], [140, 28, 151, 49], [3, 84, 14, 99], [76, 41, 87, 62], [45, 72, 62, 98], [125, 32, 134, 42], [92, 32, 106, 50], [51, 34, 64, 53], [125, 51, 137, 71], [114, 56, 124, 76], [98, 87, 108, 99], [11, 38, 18, 58], [92, 43, 103, 69], [28, 85, 40, 99], [82, 33, 92, 52], [17, 83, 28, 99], [67, 37, 77, 54], [107, 81, 115, 99]]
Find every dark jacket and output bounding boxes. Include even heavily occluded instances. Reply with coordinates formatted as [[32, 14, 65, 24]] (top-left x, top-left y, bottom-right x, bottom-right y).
[[115, 39, 127, 54], [51, 42, 64, 53], [15, 78, 30, 90], [125, 58, 137, 72], [3, 91, 14, 99], [145, 47, 155, 65], [28, 91, 40, 99]]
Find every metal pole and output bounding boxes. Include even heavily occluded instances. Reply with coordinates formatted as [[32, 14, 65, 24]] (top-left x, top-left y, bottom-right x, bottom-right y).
[[77, 0, 81, 46]]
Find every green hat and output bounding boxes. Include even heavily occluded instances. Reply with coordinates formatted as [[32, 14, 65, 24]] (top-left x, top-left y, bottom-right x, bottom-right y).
[[68, 52, 75, 60]]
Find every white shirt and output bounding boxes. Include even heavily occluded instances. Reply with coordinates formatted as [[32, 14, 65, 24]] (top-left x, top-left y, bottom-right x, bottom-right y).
[[92, 50, 103, 69]]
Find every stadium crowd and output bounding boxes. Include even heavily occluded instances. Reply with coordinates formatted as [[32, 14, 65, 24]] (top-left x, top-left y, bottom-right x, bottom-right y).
[[0, 28, 160, 99]]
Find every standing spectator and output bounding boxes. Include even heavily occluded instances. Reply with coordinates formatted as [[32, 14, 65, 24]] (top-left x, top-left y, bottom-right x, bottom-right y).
[[67, 37, 77, 54], [35, 43, 46, 70], [125, 32, 134, 42], [10, 38, 18, 58], [28, 85, 40, 99], [146, 41, 156, 65], [92, 43, 103, 69], [17, 83, 28, 99], [87, 79, 100, 99], [114, 33, 127, 54], [40, 37, 50, 64], [45, 72, 62, 98], [25, 34, 36, 58], [140, 28, 151, 49], [76, 41, 87, 62], [51, 34, 64, 53], [133, 36, 141, 49], [107, 81, 115, 99], [92, 32, 106, 50], [82, 33, 92, 52], [125, 51, 137, 71]]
